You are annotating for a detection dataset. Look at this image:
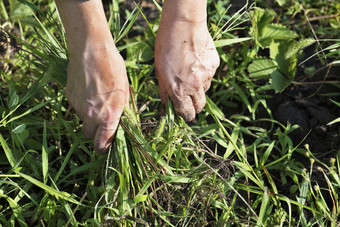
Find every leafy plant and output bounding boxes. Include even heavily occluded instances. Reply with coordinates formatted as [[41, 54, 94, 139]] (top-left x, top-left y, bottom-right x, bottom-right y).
[[248, 8, 315, 92]]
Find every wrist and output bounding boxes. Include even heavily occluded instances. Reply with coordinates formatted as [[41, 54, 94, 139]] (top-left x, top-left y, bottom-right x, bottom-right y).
[[67, 30, 115, 56], [56, 0, 115, 56], [162, 0, 207, 23]]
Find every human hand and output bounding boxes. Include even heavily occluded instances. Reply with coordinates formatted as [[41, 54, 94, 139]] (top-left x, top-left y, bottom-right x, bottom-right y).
[[155, 21, 220, 121], [66, 47, 129, 154]]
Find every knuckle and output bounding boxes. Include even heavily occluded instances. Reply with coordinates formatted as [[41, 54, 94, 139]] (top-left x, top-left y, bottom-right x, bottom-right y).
[[191, 74, 202, 91], [84, 105, 95, 119]]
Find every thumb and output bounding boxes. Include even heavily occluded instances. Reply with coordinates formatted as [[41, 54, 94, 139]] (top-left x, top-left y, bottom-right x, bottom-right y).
[[93, 119, 120, 154]]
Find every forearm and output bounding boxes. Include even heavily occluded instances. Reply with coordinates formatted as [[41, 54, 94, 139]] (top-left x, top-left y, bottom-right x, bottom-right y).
[[55, 0, 115, 55], [162, 0, 207, 23]]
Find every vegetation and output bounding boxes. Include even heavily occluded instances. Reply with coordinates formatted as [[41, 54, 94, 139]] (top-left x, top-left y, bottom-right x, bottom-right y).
[[1, 0, 339, 226]]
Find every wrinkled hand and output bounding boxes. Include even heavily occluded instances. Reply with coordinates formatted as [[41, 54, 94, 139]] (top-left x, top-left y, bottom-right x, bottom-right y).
[[66, 47, 129, 154], [155, 21, 220, 122]]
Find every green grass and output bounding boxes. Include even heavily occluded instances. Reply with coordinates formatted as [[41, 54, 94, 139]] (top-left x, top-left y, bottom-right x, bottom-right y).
[[1, 0, 340, 226]]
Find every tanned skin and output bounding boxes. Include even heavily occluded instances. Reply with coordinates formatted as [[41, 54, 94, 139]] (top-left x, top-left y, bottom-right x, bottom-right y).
[[55, 0, 219, 153]]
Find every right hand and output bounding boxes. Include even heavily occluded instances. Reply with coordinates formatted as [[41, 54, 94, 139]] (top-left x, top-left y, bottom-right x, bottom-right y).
[[66, 46, 129, 154], [155, 21, 220, 122]]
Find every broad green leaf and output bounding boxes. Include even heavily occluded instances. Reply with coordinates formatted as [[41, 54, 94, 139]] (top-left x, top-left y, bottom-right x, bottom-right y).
[[271, 70, 291, 92], [260, 24, 297, 47], [8, 91, 19, 110], [248, 58, 277, 79], [269, 41, 297, 79], [250, 8, 275, 39], [12, 124, 26, 134], [16, 129, 29, 143]]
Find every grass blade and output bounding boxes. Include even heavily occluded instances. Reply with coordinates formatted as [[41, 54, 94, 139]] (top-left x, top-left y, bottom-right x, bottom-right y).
[[0, 133, 16, 168], [14, 170, 81, 205], [214, 37, 252, 48], [256, 187, 270, 226]]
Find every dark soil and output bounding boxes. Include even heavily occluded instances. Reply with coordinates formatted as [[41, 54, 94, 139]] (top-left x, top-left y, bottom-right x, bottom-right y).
[[268, 66, 340, 157]]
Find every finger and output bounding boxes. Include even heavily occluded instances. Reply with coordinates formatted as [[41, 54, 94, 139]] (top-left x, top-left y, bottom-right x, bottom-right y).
[[171, 95, 196, 122], [203, 78, 212, 92], [93, 119, 120, 154], [158, 79, 168, 115], [82, 119, 98, 139], [191, 88, 206, 114], [158, 79, 168, 107]]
